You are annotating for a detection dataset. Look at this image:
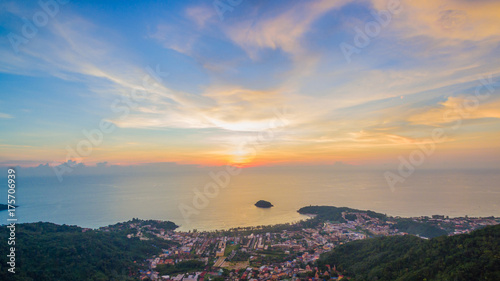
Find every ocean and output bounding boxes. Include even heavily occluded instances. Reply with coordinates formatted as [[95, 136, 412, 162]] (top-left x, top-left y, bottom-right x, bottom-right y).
[[4, 169, 500, 231]]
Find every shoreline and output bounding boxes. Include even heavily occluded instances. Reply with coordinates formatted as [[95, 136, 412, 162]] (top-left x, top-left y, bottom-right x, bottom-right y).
[[3, 207, 499, 233]]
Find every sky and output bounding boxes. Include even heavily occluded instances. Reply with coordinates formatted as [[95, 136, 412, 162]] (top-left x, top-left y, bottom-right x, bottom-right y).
[[0, 0, 499, 171]]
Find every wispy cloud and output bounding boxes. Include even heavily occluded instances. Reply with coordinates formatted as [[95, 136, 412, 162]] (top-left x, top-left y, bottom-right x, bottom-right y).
[[0, 113, 13, 119], [407, 96, 500, 127], [1, 0, 499, 168]]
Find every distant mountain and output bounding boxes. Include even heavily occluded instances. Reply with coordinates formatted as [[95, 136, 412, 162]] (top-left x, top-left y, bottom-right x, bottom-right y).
[[318, 224, 500, 280]]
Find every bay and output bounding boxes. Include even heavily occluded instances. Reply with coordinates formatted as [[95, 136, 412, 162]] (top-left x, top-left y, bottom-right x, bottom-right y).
[[4, 169, 500, 231]]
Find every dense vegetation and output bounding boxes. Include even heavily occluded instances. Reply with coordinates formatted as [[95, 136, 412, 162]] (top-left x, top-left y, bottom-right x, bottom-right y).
[[254, 200, 273, 208], [105, 218, 178, 234], [318, 224, 500, 280], [299, 205, 348, 222], [222, 222, 306, 236], [298, 205, 387, 226], [0, 222, 175, 281], [156, 260, 205, 276], [393, 218, 448, 238], [298, 206, 449, 238], [345, 213, 358, 221]]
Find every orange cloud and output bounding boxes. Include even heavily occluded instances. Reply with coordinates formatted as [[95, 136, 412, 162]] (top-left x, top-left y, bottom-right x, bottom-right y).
[[370, 0, 500, 41], [407, 96, 500, 127]]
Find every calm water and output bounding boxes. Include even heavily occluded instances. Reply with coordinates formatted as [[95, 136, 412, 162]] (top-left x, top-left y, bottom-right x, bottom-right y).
[[3, 169, 500, 231]]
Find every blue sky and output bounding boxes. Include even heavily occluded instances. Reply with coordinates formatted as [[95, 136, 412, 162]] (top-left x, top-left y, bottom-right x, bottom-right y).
[[0, 0, 499, 169]]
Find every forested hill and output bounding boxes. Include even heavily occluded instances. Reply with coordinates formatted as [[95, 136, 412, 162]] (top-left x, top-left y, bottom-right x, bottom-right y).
[[317, 224, 500, 280], [298, 205, 448, 238], [0, 221, 178, 281], [298, 205, 387, 222]]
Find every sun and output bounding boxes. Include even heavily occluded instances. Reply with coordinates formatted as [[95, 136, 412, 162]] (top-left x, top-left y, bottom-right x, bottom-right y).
[[227, 148, 256, 166]]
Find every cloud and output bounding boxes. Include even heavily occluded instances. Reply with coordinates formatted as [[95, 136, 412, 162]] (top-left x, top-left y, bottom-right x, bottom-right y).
[[0, 112, 13, 119], [2, 11, 283, 133], [113, 86, 286, 132], [370, 0, 500, 41], [184, 4, 216, 29], [149, 23, 200, 56], [1, 0, 499, 168], [407, 96, 500, 127], [222, 0, 350, 59], [10, 161, 210, 178]]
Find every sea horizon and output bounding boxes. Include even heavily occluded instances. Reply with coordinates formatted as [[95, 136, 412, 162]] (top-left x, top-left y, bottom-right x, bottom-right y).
[[4, 167, 499, 232]]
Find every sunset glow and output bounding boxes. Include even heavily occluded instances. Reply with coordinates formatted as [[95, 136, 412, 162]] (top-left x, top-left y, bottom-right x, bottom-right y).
[[0, 0, 499, 170]]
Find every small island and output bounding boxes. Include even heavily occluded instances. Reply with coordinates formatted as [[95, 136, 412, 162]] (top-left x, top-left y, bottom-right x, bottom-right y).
[[255, 200, 273, 208]]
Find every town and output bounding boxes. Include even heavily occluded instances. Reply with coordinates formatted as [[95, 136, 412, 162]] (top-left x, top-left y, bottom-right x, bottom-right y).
[[99, 210, 499, 281]]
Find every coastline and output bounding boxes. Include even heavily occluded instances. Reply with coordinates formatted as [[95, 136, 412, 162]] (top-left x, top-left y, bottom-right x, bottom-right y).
[[5, 205, 498, 280], [4, 206, 498, 234]]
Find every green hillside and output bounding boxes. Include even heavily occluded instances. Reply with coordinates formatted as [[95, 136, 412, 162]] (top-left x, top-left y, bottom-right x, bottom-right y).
[[0, 221, 176, 281], [318, 224, 500, 280]]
